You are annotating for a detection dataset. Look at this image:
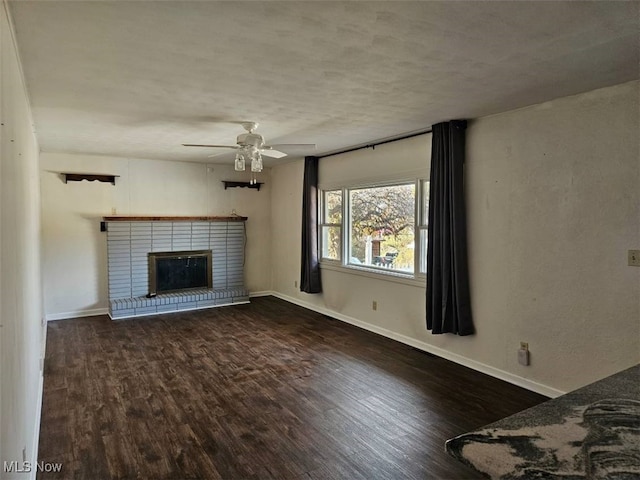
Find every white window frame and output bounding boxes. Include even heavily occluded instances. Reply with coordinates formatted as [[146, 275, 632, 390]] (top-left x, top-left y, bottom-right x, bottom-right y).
[[319, 178, 428, 285], [319, 189, 343, 264], [418, 179, 429, 275]]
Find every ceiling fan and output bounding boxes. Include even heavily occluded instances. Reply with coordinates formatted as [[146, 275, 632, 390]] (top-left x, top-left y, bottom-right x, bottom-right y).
[[183, 122, 315, 177]]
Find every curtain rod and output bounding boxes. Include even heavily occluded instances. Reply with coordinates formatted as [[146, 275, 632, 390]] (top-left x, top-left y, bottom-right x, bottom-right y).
[[318, 128, 432, 159]]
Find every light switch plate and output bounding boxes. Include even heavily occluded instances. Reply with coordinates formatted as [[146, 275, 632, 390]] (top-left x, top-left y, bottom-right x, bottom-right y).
[[629, 250, 640, 267]]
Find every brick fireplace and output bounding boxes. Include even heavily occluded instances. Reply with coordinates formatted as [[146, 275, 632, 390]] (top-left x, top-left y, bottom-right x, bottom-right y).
[[104, 216, 249, 319]]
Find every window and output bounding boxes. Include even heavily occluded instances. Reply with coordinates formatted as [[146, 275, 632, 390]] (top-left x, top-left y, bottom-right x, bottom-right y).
[[418, 180, 429, 273], [320, 180, 428, 279], [320, 190, 342, 261], [349, 183, 415, 273]]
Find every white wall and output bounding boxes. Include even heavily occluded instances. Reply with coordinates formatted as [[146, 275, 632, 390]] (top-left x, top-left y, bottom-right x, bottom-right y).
[[1, 1, 45, 476], [271, 81, 640, 395], [466, 81, 639, 391], [40, 153, 271, 319], [318, 134, 430, 188]]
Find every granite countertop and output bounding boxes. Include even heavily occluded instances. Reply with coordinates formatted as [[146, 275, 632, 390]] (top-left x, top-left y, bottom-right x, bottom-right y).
[[445, 364, 640, 479]]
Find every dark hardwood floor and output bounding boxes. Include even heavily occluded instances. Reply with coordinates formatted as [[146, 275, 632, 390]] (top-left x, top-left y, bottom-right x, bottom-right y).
[[38, 296, 547, 479]]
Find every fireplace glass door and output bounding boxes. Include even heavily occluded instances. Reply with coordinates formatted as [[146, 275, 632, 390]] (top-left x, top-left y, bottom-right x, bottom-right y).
[[148, 250, 212, 295]]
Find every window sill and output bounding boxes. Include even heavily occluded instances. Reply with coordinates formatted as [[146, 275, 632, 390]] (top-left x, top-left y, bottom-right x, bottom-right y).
[[320, 261, 425, 288]]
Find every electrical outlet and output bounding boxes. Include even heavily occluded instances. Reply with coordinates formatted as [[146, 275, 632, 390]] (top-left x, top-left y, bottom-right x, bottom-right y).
[[294, 280, 298, 288], [372, 301, 377, 311], [518, 342, 530, 366], [628, 250, 640, 267], [518, 349, 530, 366]]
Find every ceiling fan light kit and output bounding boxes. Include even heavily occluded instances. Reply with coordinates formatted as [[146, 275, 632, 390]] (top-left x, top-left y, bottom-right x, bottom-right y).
[[183, 121, 314, 184], [250, 152, 262, 173], [234, 152, 245, 172], [233, 148, 263, 172], [234, 147, 263, 184]]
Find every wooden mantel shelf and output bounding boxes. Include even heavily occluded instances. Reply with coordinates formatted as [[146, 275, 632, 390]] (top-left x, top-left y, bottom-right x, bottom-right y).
[[102, 216, 247, 222]]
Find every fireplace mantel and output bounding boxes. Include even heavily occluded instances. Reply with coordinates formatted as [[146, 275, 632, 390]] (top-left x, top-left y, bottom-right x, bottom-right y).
[[103, 215, 247, 222]]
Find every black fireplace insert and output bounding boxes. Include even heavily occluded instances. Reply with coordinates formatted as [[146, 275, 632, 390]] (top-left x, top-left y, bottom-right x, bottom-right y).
[[148, 250, 212, 295]]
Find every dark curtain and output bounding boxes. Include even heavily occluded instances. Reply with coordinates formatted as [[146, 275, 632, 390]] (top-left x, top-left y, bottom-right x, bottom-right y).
[[426, 121, 474, 335], [300, 156, 322, 293]]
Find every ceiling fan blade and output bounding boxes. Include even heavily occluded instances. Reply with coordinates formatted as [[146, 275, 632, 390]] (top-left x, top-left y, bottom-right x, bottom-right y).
[[182, 144, 239, 149], [207, 151, 234, 158], [261, 149, 287, 159], [268, 143, 316, 150]]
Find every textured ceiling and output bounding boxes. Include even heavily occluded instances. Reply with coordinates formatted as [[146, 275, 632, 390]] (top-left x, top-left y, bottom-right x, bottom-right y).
[[8, 1, 640, 165]]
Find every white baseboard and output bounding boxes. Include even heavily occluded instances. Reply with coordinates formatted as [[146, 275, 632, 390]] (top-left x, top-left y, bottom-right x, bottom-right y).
[[269, 291, 565, 398], [249, 290, 272, 297], [31, 319, 48, 479], [46, 308, 109, 321], [30, 371, 44, 480]]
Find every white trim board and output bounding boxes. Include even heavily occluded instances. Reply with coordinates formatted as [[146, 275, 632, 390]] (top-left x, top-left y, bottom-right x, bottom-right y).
[[269, 291, 566, 398], [30, 316, 48, 480], [28, 364, 45, 480], [46, 308, 109, 321], [249, 290, 272, 297], [2, 0, 39, 143]]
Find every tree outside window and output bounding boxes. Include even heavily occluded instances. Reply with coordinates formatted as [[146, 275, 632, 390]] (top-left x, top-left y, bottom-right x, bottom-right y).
[[349, 183, 415, 273]]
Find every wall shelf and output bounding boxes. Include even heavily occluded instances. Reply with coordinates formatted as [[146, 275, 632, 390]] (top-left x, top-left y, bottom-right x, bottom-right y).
[[222, 181, 263, 191], [63, 173, 119, 185]]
